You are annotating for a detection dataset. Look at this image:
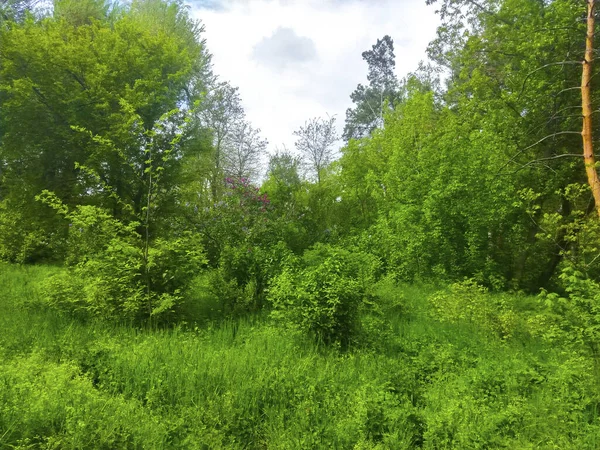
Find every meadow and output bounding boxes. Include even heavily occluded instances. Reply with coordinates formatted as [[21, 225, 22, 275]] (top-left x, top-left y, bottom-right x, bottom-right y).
[[2, 263, 600, 449]]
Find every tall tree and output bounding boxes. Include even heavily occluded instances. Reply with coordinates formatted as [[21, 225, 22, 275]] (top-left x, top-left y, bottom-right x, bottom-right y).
[[0, 0, 209, 261], [53, 0, 111, 25], [294, 115, 338, 183], [261, 148, 303, 246], [198, 81, 245, 198], [266, 147, 301, 188], [421, 0, 591, 287], [343, 35, 399, 141], [582, 0, 600, 217], [223, 120, 267, 181]]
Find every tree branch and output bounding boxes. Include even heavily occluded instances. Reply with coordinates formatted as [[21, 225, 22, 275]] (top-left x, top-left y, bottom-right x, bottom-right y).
[[495, 131, 582, 177], [510, 153, 583, 174], [517, 62, 582, 100]]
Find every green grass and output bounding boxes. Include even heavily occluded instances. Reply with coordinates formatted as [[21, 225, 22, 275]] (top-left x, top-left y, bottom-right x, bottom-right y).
[[1, 263, 600, 448]]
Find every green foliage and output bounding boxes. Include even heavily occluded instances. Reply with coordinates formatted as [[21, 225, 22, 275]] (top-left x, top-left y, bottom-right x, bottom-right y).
[[3, 264, 600, 448], [358, 275, 407, 350], [4, 0, 600, 444], [344, 35, 400, 141], [36, 193, 207, 322], [198, 177, 274, 263], [194, 176, 304, 317], [0, 0, 207, 263], [520, 183, 600, 353], [269, 244, 379, 347], [185, 240, 295, 321], [0, 0, 44, 25], [217, 241, 291, 313], [331, 0, 593, 291], [0, 199, 66, 263], [0, 353, 170, 449], [186, 269, 243, 320], [147, 235, 207, 303], [531, 267, 600, 355], [53, 0, 111, 26], [428, 279, 519, 339]]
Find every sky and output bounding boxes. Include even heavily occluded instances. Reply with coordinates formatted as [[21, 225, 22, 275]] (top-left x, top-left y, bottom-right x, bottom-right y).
[[189, 0, 440, 157]]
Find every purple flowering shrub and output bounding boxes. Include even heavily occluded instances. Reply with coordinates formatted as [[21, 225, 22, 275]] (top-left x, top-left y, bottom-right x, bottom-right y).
[[196, 177, 293, 315]]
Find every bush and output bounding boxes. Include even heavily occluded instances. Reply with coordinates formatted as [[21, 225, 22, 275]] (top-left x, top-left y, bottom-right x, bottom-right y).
[[146, 234, 208, 319], [0, 199, 66, 264], [529, 266, 600, 355], [358, 275, 407, 349], [268, 244, 379, 348], [428, 279, 518, 339], [42, 205, 146, 320], [207, 241, 293, 315], [40, 198, 207, 322]]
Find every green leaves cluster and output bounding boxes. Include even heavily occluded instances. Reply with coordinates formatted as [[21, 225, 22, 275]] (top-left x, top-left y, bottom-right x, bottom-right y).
[[3, 0, 600, 347], [0, 0, 216, 322], [37, 191, 207, 321], [333, 0, 597, 291], [428, 279, 518, 339], [0, 0, 207, 261], [269, 244, 379, 348]]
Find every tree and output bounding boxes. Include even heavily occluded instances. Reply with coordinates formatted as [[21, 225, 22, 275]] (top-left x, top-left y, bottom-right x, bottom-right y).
[[582, 0, 600, 217], [0, 0, 208, 261], [343, 35, 399, 141], [263, 148, 301, 219], [266, 147, 301, 188], [53, 0, 111, 26], [0, 0, 43, 24], [417, 0, 595, 288], [223, 120, 267, 181], [294, 115, 338, 183], [198, 80, 245, 199], [332, 0, 600, 288]]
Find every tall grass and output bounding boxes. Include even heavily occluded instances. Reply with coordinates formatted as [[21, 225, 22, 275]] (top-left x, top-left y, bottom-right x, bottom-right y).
[[1, 263, 600, 448]]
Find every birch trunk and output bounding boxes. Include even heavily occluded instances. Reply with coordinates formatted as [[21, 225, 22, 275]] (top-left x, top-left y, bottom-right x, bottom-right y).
[[582, 0, 600, 217]]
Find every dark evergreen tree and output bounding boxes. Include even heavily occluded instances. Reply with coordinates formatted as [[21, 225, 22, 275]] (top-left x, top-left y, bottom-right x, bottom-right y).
[[343, 35, 399, 141]]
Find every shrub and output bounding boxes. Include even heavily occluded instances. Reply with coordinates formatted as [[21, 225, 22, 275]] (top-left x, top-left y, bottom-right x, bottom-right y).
[[530, 266, 600, 355], [358, 275, 407, 348], [146, 234, 208, 319], [0, 353, 168, 448], [39, 197, 207, 322], [0, 199, 66, 264], [268, 244, 379, 348], [428, 279, 518, 339], [209, 241, 294, 315]]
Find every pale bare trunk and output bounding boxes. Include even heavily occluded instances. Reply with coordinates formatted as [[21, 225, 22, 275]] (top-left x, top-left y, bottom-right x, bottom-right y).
[[582, 0, 600, 217]]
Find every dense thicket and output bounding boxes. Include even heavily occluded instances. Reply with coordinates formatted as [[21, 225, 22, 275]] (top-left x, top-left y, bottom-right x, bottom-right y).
[[337, 0, 597, 292], [1, 0, 600, 339]]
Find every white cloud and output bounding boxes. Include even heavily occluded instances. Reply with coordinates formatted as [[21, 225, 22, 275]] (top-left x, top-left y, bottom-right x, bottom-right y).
[[253, 27, 317, 69], [190, 0, 440, 171]]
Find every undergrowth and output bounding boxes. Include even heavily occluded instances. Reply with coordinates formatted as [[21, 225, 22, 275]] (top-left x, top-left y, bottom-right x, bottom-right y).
[[1, 263, 600, 449]]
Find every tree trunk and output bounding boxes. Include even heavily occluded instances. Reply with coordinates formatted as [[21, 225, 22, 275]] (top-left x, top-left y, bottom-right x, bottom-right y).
[[582, 0, 600, 217]]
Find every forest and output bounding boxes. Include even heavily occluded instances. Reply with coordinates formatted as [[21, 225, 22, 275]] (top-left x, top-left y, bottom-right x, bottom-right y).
[[2, 0, 600, 448]]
